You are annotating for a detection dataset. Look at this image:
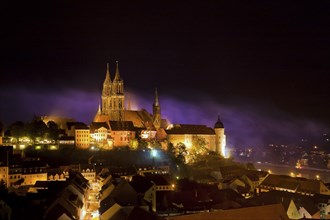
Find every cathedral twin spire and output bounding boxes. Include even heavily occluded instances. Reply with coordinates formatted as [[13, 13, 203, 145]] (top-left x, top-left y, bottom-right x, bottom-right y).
[[101, 61, 125, 121], [104, 61, 121, 84], [100, 61, 161, 126], [113, 61, 121, 81]]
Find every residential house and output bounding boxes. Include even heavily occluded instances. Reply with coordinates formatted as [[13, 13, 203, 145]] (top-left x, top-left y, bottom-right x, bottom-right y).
[[100, 175, 156, 218], [109, 121, 136, 147], [90, 122, 110, 147], [43, 170, 89, 219], [21, 160, 48, 186], [66, 122, 90, 149]]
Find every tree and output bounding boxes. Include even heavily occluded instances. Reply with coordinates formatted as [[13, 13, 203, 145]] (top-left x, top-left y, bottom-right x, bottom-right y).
[[8, 121, 26, 143], [129, 138, 139, 150], [175, 142, 188, 164], [137, 139, 148, 150], [27, 118, 48, 143], [47, 121, 59, 140], [189, 136, 208, 163]]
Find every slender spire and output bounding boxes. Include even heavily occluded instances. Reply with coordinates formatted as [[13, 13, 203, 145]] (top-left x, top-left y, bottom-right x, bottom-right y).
[[114, 60, 120, 81], [104, 62, 111, 83], [154, 88, 159, 106], [97, 100, 102, 114]]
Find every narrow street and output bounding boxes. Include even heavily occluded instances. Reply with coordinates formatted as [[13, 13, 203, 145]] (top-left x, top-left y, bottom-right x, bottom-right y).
[[81, 181, 101, 220]]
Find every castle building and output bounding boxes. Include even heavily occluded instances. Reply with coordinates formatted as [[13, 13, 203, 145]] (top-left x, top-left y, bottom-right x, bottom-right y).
[[165, 118, 227, 158]]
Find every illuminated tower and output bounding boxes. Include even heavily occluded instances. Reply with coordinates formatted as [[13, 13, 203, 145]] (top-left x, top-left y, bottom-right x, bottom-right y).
[[101, 63, 112, 115], [152, 88, 161, 130], [110, 61, 125, 121], [214, 115, 226, 157]]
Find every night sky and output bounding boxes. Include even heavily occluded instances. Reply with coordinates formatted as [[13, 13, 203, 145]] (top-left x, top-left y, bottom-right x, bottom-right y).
[[1, 1, 330, 147]]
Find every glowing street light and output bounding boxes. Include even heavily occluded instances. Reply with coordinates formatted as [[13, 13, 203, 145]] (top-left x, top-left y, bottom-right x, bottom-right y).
[[151, 149, 158, 158]]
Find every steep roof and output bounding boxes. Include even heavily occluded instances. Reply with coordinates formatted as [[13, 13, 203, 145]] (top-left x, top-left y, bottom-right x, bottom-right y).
[[94, 109, 167, 129], [93, 114, 111, 124], [124, 109, 153, 128], [90, 122, 109, 132], [260, 174, 323, 194], [129, 175, 154, 193], [166, 124, 215, 135], [44, 202, 75, 220], [109, 121, 135, 131], [219, 165, 245, 179]]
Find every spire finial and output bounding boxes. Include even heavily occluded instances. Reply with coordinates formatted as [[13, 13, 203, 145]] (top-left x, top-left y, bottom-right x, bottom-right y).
[[98, 100, 102, 114], [104, 62, 111, 83], [114, 60, 120, 80], [214, 113, 224, 128]]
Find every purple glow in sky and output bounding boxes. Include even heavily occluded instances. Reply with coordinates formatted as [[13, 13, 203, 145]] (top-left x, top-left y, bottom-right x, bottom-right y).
[[1, 88, 328, 148]]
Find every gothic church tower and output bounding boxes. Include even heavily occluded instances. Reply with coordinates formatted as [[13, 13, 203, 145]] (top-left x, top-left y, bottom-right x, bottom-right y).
[[100, 61, 125, 121], [152, 88, 161, 130], [102, 63, 112, 116], [110, 61, 125, 121]]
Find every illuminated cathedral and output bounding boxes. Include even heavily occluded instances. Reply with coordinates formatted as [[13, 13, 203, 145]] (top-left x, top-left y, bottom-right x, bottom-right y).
[[93, 61, 227, 157], [93, 61, 165, 133]]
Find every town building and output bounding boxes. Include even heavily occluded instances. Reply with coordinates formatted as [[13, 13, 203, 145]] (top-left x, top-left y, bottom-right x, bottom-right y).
[[90, 122, 110, 147], [66, 122, 90, 149]]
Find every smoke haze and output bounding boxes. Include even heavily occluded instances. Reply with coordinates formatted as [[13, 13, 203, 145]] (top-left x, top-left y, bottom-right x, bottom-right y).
[[1, 88, 328, 148]]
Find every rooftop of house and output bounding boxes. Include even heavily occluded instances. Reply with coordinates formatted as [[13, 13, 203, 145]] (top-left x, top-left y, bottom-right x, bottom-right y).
[[167, 203, 289, 220], [166, 124, 215, 135], [90, 122, 109, 132], [260, 174, 325, 194], [109, 120, 135, 131]]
